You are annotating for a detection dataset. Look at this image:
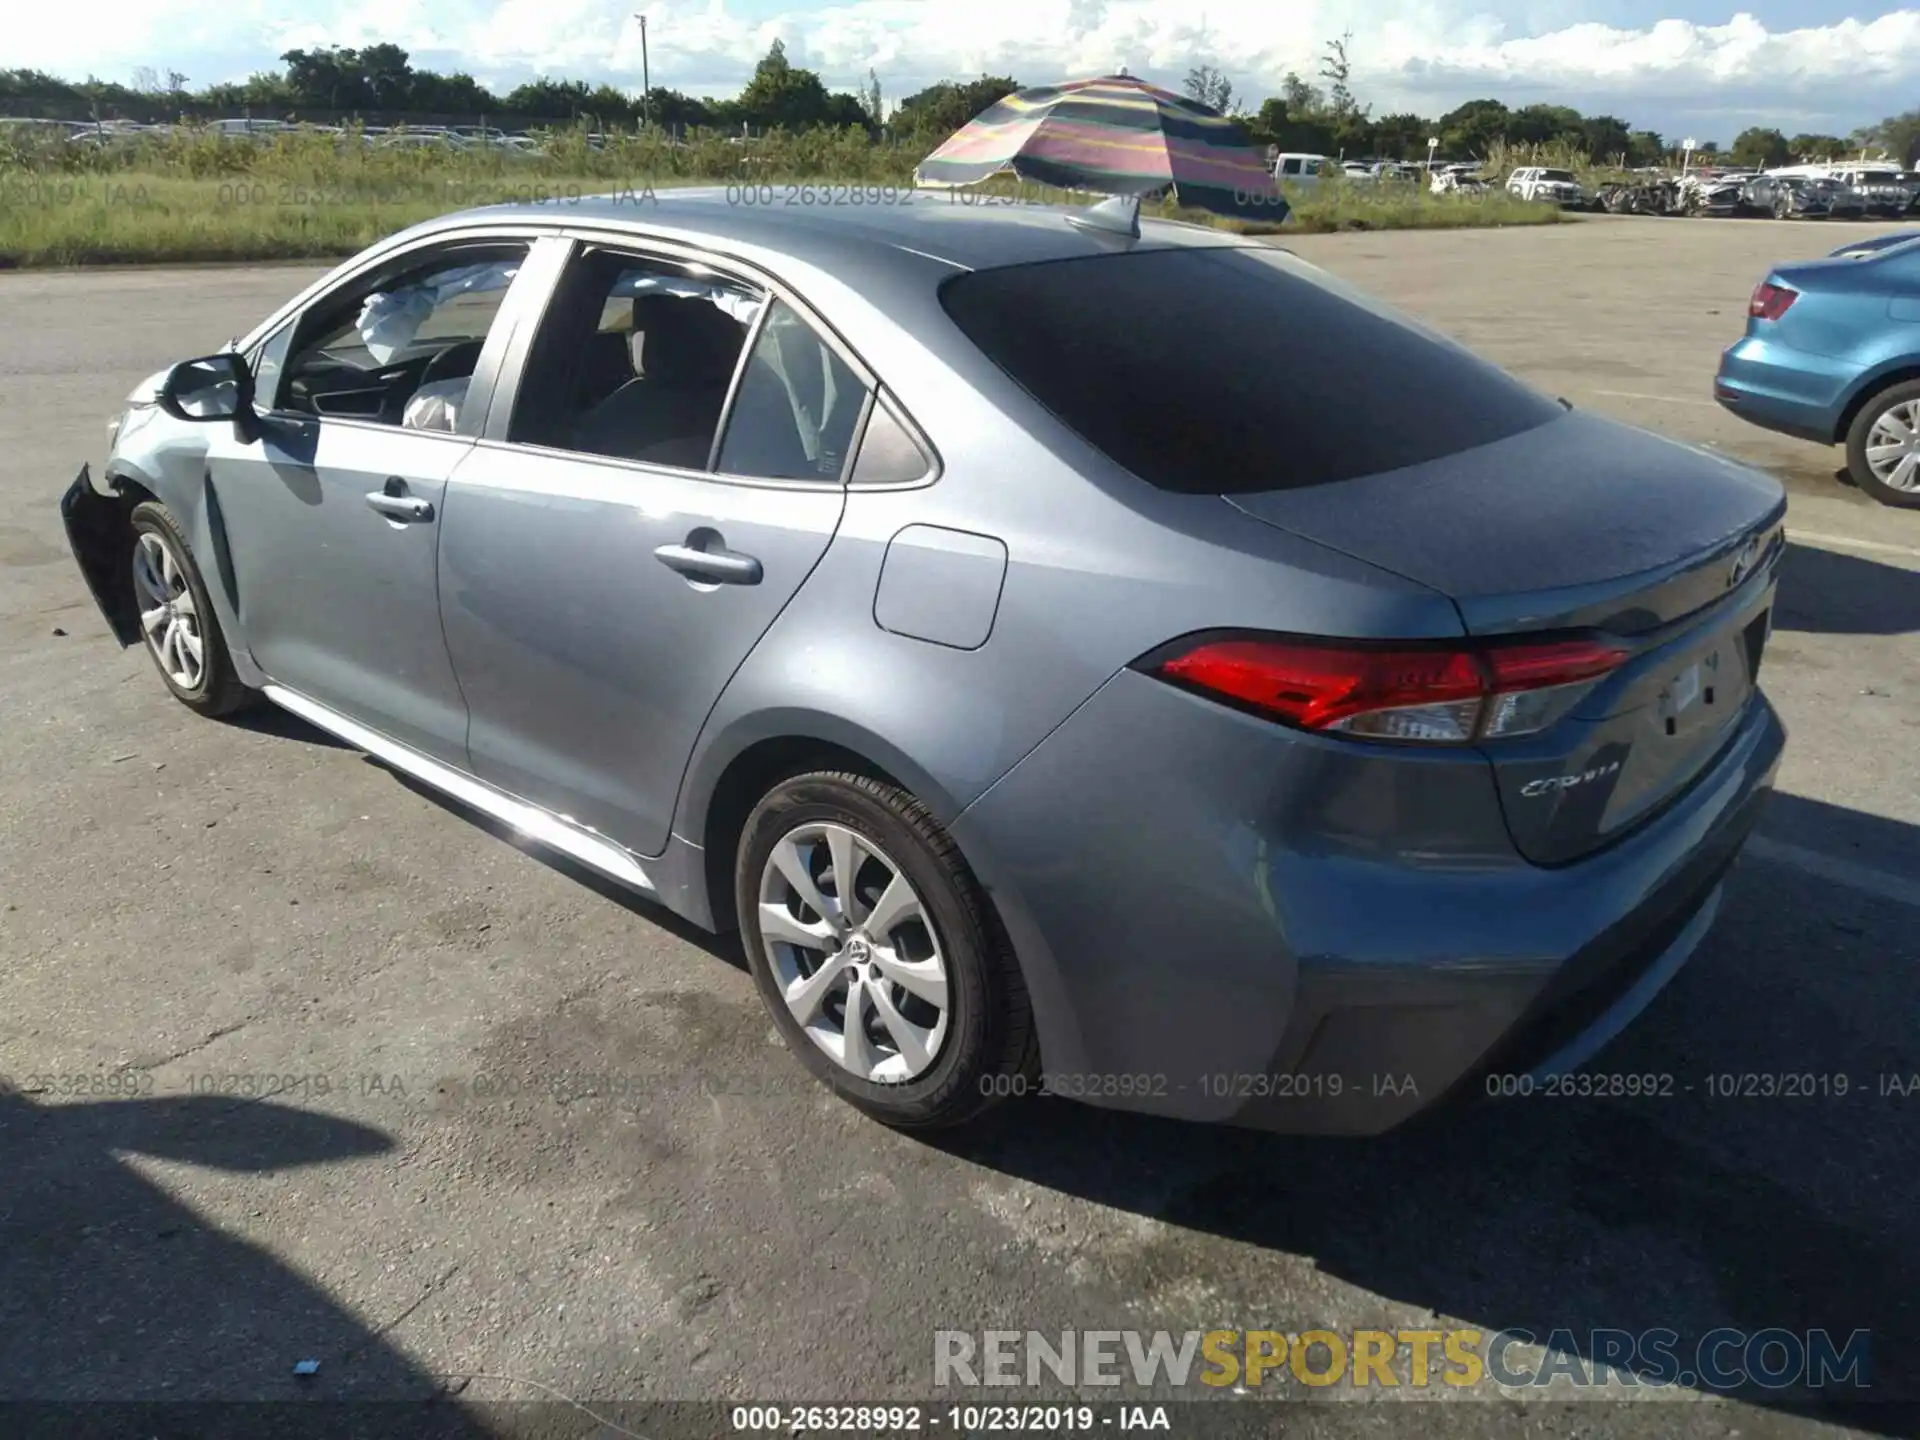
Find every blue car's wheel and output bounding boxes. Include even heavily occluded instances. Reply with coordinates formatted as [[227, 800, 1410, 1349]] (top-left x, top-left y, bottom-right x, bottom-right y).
[[1847, 379, 1920, 509]]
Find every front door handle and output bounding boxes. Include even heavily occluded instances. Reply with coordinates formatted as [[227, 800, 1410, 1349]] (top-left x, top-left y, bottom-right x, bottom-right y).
[[365, 477, 434, 523], [654, 539, 762, 586]]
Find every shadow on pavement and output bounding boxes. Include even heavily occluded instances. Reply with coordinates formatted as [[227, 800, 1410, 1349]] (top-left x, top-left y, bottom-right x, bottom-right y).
[[931, 789, 1920, 1436], [1774, 540, 1920, 637], [221, 700, 354, 749], [378, 766, 747, 972], [211, 699, 743, 968], [1762, 789, 1920, 880], [0, 1085, 501, 1437]]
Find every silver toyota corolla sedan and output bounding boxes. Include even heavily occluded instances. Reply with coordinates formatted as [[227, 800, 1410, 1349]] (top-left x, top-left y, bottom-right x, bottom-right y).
[[62, 192, 1787, 1134]]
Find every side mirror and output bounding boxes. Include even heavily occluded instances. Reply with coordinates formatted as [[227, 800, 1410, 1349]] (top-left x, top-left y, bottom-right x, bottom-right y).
[[158, 353, 254, 423]]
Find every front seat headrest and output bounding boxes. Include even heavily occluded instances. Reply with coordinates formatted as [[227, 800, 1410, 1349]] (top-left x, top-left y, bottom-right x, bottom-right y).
[[630, 294, 745, 385]]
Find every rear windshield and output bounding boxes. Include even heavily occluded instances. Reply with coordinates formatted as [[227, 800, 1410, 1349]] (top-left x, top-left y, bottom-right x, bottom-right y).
[[938, 247, 1561, 493]]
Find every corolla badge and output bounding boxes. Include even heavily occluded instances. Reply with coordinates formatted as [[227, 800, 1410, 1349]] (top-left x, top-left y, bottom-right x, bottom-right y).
[[1520, 761, 1622, 798], [1728, 535, 1763, 588]]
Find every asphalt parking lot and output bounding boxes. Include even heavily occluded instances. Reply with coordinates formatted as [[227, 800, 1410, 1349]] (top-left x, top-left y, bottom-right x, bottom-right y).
[[2, 216, 1918, 1438]]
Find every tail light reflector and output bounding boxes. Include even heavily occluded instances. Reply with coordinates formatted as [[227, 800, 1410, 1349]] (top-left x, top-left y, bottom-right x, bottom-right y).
[[1748, 282, 1797, 320], [1149, 635, 1630, 744]]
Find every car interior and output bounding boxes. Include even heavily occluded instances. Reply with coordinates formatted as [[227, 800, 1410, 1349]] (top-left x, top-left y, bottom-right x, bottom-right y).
[[566, 292, 752, 468], [265, 239, 868, 477], [509, 254, 870, 479], [273, 245, 527, 429], [509, 249, 814, 472]]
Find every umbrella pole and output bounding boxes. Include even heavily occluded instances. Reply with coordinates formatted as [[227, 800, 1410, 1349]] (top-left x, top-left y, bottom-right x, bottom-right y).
[[1065, 192, 1141, 238]]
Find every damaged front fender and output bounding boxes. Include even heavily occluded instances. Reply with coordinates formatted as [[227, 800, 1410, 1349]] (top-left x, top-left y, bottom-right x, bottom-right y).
[[60, 464, 140, 647]]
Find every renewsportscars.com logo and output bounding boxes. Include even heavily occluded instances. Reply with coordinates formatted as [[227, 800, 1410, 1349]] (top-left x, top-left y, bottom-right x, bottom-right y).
[[933, 1328, 1873, 1393]]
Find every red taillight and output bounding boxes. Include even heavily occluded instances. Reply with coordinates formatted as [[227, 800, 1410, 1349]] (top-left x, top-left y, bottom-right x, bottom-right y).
[[1749, 282, 1797, 320], [1152, 635, 1629, 744], [1482, 639, 1630, 690]]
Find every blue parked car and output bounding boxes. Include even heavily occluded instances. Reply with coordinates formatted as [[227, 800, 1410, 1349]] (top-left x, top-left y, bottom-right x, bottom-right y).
[[1716, 229, 1920, 507], [1826, 232, 1920, 261]]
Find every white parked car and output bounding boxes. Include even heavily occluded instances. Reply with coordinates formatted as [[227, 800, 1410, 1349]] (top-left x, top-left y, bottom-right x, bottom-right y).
[[1506, 167, 1590, 207], [1431, 163, 1488, 195], [1824, 166, 1917, 217], [1272, 152, 1334, 187]]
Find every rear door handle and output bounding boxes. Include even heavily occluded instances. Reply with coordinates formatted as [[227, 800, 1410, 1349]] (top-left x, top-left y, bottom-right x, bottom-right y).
[[365, 477, 434, 523], [654, 541, 762, 585]]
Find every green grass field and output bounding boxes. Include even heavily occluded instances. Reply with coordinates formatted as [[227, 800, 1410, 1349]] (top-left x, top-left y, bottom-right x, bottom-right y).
[[0, 128, 1564, 266]]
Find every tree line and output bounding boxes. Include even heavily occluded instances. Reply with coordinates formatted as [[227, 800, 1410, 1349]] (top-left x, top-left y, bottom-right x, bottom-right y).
[[1185, 35, 1903, 166], [2, 39, 1913, 168]]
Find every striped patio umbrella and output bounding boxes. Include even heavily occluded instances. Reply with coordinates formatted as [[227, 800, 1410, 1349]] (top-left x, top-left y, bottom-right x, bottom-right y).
[[913, 75, 1287, 224]]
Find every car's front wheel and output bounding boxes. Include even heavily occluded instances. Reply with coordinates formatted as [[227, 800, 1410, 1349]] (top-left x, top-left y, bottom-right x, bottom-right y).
[[128, 500, 256, 714], [1846, 380, 1920, 509], [736, 771, 1036, 1129]]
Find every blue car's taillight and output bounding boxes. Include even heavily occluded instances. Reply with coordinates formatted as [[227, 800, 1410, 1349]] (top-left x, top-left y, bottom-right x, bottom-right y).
[[1749, 282, 1797, 321]]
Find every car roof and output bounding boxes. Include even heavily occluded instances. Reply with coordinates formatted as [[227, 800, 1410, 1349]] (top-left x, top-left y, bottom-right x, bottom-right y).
[[390, 186, 1255, 296]]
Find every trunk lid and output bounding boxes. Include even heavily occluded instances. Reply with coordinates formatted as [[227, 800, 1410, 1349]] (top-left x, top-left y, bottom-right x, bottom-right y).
[[1224, 410, 1783, 635], [1227, 410, 1786, 863]]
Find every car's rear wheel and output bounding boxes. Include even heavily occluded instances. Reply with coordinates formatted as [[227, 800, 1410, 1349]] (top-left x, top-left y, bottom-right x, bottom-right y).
[[128, 501, 255, 714], [1846, 381, 1920, 509], [735, 771, 1036, 1129]]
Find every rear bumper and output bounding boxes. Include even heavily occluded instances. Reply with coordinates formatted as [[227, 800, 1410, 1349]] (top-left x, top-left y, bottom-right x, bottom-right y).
[[1714, 338, 1852, 444], [953, 672, 1785, 1135]]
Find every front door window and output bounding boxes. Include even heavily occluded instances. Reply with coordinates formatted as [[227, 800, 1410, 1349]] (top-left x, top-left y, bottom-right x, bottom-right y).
[[277, 244, 529, 432]]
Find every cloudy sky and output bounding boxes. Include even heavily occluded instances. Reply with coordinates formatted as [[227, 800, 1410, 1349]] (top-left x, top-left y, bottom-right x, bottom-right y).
[[10, 0, 1917, 140]]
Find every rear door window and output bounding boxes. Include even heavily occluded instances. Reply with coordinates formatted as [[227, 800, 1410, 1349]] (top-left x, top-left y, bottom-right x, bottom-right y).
[[714, 300, 866, 482], [937, 246, 1561, 493], [508, 247, 764, 470]]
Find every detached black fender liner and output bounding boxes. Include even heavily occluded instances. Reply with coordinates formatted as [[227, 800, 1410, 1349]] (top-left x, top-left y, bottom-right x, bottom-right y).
[[60, 464, 140, 647]]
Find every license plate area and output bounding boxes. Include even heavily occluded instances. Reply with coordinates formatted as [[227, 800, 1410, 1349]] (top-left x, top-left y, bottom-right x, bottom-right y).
[[1743, 608, 1771, 679], [1657, 627, 1754, 744]]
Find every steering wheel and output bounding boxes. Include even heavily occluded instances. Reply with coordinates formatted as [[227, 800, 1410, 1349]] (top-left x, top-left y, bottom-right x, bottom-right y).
[[419, 339, 487, 391], [381, 339, 487, 427]]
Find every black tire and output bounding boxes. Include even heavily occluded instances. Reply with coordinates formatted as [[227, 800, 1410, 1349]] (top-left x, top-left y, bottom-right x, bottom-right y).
[[1845, 380, 1920, 509], [128, 500, 257, 715], [735, 771, 1037, 1129]]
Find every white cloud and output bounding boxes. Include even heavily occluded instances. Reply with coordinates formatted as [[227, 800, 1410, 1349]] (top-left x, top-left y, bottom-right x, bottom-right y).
[[6, 0, 1915, 135]]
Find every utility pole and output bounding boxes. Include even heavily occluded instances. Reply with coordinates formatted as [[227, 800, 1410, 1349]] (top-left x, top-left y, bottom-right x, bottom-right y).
[[633, 12, 651, 131]]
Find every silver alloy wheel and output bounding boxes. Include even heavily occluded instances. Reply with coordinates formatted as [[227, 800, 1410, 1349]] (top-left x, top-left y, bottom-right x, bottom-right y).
[[757, 821, 950, 1083], [1865, 399, 1920, 491], [131, 530, 205, 690]]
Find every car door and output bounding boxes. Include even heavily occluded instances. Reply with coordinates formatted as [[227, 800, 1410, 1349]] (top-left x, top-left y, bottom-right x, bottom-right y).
[[206, 236, 553, 763], [435, 238, 861, 856]]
